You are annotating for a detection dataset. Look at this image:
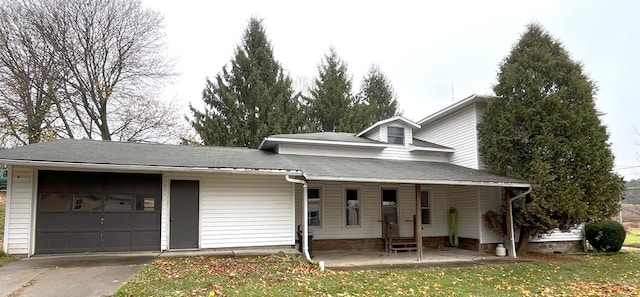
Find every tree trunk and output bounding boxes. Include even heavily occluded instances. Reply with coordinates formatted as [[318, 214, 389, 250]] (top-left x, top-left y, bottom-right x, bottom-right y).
[[517, 226, 532, 255]]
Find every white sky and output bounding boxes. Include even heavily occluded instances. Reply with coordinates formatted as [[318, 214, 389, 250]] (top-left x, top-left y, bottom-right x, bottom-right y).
[[142, 0, 640, 180]]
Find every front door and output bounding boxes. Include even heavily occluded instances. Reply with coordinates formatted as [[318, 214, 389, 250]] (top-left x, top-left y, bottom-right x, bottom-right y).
[[382, 188, 399, 238], [170, 180, 199, 249]]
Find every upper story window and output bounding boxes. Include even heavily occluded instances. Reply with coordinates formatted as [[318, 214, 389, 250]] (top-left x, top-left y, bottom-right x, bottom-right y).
[[387, 126, 405, 145]]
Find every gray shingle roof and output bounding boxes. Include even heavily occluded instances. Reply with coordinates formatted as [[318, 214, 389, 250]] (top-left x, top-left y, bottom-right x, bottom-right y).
[[0, 139, 528, 187], [0, 139, 292, 171], [279, 154, 527, 186], [411, 139, 454, 150], [265, 132, 383, 144]]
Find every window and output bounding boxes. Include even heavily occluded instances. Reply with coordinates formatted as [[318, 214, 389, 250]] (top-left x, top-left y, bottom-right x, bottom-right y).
[[39, 193, 71, 211], [105, 194, 134, 212], [421, 190, 431, 224], [345, 189, 360, 226], [308, 188, 321, 226], [136, 196, 159, 211], [73, 194, 102, 211], [387, 126, 405, 145]]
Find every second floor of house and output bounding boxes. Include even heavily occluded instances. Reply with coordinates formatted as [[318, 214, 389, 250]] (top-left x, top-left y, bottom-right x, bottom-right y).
[[259, 94, 491, 170]]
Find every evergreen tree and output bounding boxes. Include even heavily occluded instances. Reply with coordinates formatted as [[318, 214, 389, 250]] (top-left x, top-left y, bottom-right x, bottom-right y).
[[190, 18, 301, 148], [308, 48, 354, 132], [357, 64, 401, 129], [478, 23, 624, 254]]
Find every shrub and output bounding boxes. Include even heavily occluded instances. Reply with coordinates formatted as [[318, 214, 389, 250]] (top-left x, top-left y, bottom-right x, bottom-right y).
[[585, 220, 626, 252]]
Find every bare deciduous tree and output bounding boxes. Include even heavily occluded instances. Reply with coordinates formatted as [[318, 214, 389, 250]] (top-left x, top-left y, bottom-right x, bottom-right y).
[[0, 1, 63, 145], [0, 0, 179, 146]]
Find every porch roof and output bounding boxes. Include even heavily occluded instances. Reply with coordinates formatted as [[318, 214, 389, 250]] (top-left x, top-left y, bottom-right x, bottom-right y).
[[0, 139, 530, 187], [279, 154, 530, 188]]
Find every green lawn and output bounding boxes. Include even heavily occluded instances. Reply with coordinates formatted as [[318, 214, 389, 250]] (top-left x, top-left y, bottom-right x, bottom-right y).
[[625, 229, 640, 248], [115, 252, 640, 297], [0, 198, 14, 265]]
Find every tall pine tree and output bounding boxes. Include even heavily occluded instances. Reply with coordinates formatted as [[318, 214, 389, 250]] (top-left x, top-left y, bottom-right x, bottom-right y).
[[308, 48, 354, 132], [478, 23, 624, 253], [190, 18, 301, 148], [357, 64, 401, 128]]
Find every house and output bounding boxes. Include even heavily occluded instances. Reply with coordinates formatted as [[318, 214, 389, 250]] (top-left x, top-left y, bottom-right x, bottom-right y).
[[0, 94, 579, 257]]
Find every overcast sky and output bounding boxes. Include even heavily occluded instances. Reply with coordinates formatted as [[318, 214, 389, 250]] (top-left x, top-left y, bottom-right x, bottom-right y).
[[142, 0, 640, 180]]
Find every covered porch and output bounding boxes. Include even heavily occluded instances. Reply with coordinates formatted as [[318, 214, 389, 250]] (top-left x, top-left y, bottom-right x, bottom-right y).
[[284, 154, 531, 259]]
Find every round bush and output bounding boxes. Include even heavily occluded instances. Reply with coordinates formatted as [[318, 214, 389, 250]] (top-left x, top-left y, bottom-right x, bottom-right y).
[[585, 220, 626, 252]]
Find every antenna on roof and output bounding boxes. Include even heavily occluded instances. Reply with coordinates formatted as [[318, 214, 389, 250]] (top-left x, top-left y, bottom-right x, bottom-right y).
[[451, 83, 455, 102]]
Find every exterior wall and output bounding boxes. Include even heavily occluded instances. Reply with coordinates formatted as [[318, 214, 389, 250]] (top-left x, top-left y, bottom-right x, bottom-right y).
[[421, 185, 450, 237], [530, 225, 584, 243], [4, 165, 35, 255], [415, 104, 480, 169], [479, 186, 502, 244], [380, 122, 413, 145], [163, 173, 294, 250], [447, 186, 479, 239], [277, 143, 448, 162], [295, 182, 484, 242], [362, 126, 381, 141]]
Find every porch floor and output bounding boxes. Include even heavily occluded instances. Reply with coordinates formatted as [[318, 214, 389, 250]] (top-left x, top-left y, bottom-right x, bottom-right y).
[[314, 248, 526, 270]]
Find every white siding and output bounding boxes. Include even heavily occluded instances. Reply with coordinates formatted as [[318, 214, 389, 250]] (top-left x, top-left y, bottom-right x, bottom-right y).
[[478, 187, 502, 243], [277, 143, 449, 162], [530, 226, 584, 242], [5, 166, 34, 255], [164, 173, 294, 249], [421, 185, 450, 237], [362, 126, 381, 141], [415, 104, 479, 169], [448, 186, 479, 238], [295, 182, 486, 241]]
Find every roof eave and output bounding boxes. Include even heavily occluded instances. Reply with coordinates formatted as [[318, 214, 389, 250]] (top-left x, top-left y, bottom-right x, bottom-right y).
[[356, 116, 421, 137], [407, 146, 455, 153], [306, 175, 531, 188], [258, 137, 388, 149], [417, 94, 494, 125], [0, 159, 303, 176]]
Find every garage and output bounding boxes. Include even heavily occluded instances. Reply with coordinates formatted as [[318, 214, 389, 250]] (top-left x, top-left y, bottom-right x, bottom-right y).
[[35, 170, 162, 254]]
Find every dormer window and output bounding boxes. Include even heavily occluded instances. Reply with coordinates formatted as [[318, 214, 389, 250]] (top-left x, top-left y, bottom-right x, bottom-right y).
[[387, 127, 405, 145]]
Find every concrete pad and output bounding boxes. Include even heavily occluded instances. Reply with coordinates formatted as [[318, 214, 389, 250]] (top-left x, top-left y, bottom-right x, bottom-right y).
[[0, 253, 158, 297], [314, 248, 526, 270], [19, 265, 143, 297], [158, 248, 298, 258]]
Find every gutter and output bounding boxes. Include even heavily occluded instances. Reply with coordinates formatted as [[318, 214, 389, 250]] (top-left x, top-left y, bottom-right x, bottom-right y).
[[0, 159, 302, 176], [507, 186, 532, 258], [307, 175, 531, 188], [285, 175, 312, 261]]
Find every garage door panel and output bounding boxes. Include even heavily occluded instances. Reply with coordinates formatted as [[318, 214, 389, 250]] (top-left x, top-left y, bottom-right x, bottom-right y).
[[68, 213, 101, 230], [102, 231, 132, 248], [103, 213, 133, 229], [69, 232, 102, 249], [36, 231, 69, 252], [133, 213, 161, 229], [36, 171, 161, 254], [37, 213, 69, 229], [132, 231, 161, 248]]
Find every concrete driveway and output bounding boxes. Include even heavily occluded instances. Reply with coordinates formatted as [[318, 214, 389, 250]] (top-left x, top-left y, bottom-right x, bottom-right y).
[[0, 252, 158, 297]]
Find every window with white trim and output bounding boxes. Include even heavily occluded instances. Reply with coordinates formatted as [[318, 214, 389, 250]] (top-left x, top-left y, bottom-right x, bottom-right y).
[[345, 188, 360, 226], [387, 126, 405, 145], [421, 190, 431, 224], [308, 188, 321, 226]]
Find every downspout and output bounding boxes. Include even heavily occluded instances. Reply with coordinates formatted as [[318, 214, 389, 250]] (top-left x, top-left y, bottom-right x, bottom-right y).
[[285, 175, 312, 261], [507, 186, 532, 258]]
